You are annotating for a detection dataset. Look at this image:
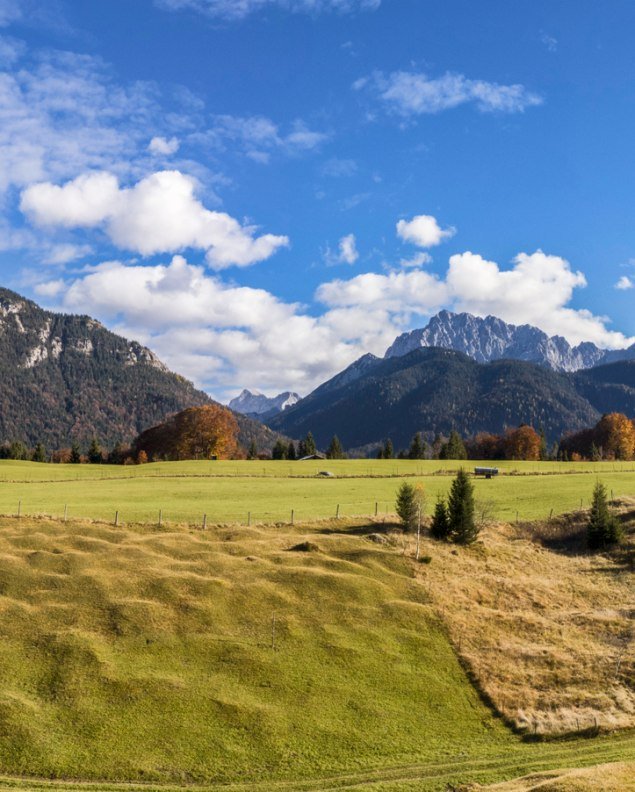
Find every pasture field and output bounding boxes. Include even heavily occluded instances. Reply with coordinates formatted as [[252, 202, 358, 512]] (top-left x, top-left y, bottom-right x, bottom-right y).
[[0, 511, 631, 791], [0, 459, 634, 525]]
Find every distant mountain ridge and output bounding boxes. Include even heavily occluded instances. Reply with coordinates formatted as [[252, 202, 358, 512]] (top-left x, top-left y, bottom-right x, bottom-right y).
[[268, 347, 635, 453], [228, 388, 300, 419], [385, 310, 635, 372], [0, 288, 278, 451]]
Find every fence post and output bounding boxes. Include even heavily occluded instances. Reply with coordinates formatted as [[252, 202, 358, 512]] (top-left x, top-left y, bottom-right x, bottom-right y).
[[158, 509, 162, 527], [336, 504, 340, 519], [202, 514, 207, 530], [63, 504, 68, 523], [291, 509, 294, 525], [248, 511, 251, 526], [114, 510, 119, 527], [17, 500, 21, 519], [374, 501, 378, 516]]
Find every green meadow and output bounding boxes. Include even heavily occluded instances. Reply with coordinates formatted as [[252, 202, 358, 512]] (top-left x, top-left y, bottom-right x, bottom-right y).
[[0, 513, 631, 792], [0, 459, 633, 525]]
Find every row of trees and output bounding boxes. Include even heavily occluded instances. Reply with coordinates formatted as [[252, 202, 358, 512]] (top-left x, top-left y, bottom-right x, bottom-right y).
[[396, 471, 623, 551], [396, 469, 479, 545]]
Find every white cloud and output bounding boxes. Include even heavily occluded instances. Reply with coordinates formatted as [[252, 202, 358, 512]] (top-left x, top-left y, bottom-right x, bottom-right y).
[[399, 251, 432, 268], [356, 70, 543, 116], [0, 0, 21, 26], [616, 276, 634, 290], [338, 233, 358, 264], [148, 136, 180, 156], [36, 256, 397, 397], [155, 0, 381, 21], [397, 214, 455, 248], [0, 49, 164, 193], [21, 170, 289, 269], [191, 115, 327, 161], [319, 250, 634, 350], [34, 249, 634, 399]]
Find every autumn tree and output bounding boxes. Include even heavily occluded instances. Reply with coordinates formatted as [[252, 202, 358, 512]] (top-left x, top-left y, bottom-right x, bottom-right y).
[[595, 413, 635, 460], [134, 405, 239, 461], [504, 425, 541, 461]]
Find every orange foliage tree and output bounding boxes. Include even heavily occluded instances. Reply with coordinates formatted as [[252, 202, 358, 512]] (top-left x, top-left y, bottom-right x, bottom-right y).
[[594, 413, 635, 460], [503, 425, 541, 461], [134, 405, 239, 461]]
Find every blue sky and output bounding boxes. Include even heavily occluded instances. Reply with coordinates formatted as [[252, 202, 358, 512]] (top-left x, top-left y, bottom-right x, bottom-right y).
[[1, 0, 635, 399]]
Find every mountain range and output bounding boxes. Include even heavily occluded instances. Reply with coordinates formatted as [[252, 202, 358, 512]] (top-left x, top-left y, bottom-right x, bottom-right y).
[[385, 310, 635, 371], [0, 288, 278, 451], [228, 388, 300, 419], [268, 347, 635, 453]]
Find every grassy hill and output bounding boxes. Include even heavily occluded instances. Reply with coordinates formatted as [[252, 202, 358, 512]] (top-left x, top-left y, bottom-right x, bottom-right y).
[[0, 504, 631, 789]]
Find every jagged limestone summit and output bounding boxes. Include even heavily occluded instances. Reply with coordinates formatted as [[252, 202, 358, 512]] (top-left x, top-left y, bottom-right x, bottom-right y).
[[385, 310, 635, 371]]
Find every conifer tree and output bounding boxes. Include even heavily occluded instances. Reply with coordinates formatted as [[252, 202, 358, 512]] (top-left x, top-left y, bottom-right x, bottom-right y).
[[440, 430, 467, 460], [247, 440, 258, 460], [447, 468, 477, 544], [304, 432, 317, 456], [287, 441, 296, 460], [88, 438, 103, 464], [376, 446, 384, 459], [272, 439, 287, 460], [31, 443, 47, 463], [408, 432, 426, 460], [395, 481, 418, 532], [69, 442, 82, 464], [430, 496, 451, 540], [587, 481, 622, 550], [383, 438, 394, 459], [326, 435, 344, 459]]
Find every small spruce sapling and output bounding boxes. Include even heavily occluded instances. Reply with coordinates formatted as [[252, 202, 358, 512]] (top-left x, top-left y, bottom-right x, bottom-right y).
[[395, 481, 418, 532], [447, 468, 478, 544], [430, 496, 451, 540], [587, 481, 622, 550]]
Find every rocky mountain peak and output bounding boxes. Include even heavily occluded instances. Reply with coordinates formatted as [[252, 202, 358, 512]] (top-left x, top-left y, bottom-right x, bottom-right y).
[[384, 311, 633, 372]]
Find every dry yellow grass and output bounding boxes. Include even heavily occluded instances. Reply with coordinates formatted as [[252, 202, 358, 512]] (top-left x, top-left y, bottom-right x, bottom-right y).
[[480, 760, 635, 790], [413, 500, 635, 737]]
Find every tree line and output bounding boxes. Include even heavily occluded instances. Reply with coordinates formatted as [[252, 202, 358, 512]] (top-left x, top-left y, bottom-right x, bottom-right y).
[[1, 409, 633, 464]]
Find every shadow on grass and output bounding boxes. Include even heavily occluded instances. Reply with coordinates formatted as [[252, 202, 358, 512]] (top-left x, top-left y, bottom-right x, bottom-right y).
[[317, 521, 401, 537]]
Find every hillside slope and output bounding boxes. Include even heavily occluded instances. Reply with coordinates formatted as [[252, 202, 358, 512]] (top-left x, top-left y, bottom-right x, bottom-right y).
[[269, 348, 624, 450], [0, 288, 275, 451]]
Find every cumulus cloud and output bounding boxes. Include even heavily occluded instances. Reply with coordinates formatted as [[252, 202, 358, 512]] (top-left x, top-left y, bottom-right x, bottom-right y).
[[356, 70, 543, 116], [155, 0, 381, 21], [397, 214, 455, 248], [615, 275, 634, 290], [148, 136, 180, 156], [319, 250, 634, 350], [20, 170, 289, 269], [36, 256, 398, 397]]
